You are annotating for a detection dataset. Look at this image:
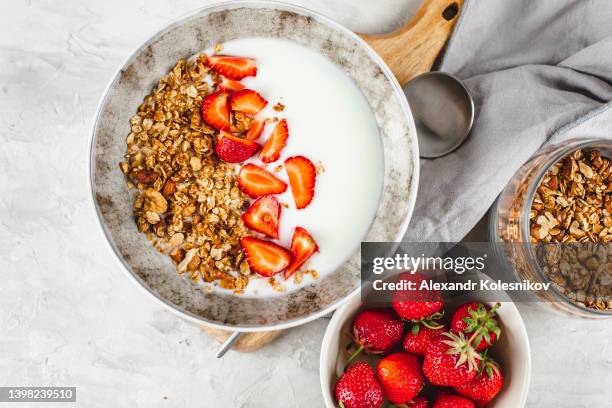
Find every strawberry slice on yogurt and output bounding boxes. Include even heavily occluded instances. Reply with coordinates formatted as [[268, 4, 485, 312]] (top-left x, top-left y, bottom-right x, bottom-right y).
[[206, 55, 257, 80]]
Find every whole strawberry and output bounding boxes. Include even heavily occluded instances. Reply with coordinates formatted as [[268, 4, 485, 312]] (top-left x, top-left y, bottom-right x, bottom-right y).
[[454, 356, 503, 405], [350, 309, 404, 362], [450, 302, 501, 351], [433, 392, 475, 408], [423, 332, 481, 387], [403, 317, 447, 355], [376, 353, 424, 404], [392, 272, 444, 320], [335, 362, 384, 408], [409, 396, 431, 407]]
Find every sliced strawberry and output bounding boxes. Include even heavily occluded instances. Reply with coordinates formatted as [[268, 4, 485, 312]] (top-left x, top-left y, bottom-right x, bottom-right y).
[[230, 89, 268, 115], [284, 227, 319, 279], [206, 55, 257, 80], [238, 163, 288, 198], [285, 156, 316, 209], [241, 236, 292, 277], [259, 119, 288, 163], [246, 118, 266, 141], [219, 77, 245, 92], [201, 91, 230, 131], [242, 195, 280, 239], [214, 131, 261, 163]]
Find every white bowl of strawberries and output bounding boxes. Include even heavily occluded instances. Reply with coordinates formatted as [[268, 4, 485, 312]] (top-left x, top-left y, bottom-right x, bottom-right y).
[[320, 273, 531, 408]]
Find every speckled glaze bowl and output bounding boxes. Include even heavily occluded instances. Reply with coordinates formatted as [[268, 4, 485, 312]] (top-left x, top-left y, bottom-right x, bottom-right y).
[[89, 1, 419, 331]]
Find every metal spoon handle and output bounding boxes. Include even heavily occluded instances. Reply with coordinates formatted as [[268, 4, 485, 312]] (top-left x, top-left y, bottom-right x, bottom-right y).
[[215, 331, 242, 358]]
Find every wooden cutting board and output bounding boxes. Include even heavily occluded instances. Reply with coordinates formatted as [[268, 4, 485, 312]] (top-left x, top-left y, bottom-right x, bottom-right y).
[[204, 0, 464, 354]]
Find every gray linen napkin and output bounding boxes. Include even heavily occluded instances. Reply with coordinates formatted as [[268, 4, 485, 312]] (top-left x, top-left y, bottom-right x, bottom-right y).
[[403, 0, 612, 242]]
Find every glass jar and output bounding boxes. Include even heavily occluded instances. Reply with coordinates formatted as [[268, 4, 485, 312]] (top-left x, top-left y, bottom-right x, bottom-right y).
[[490, 138, 612, 318]]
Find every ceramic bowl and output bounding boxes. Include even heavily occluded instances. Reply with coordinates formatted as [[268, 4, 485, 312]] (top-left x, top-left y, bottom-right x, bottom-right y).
[[320, 294, 531, 407], [88, 1, 419, 331]]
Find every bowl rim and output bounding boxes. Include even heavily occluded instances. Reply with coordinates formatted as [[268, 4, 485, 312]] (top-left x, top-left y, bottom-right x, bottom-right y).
[[319, 293, 532, 407], [87, 0, 420, 331]]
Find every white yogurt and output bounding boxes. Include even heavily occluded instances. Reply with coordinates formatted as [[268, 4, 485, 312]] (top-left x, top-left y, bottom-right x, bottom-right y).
[[208, 38, 384, 296]]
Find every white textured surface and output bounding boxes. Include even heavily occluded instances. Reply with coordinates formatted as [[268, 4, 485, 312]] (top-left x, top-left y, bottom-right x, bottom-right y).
[[1, 1, 610, 407]]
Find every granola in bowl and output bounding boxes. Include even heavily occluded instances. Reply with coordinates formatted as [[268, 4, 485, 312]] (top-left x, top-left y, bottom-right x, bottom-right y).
[[120, 56, 253, 292], [119, 48, 323, 294]]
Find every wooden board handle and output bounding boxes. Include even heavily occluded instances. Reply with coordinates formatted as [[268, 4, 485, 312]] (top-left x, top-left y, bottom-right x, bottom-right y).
[[203, 326, 283, 353], [360, 0, 464, 86]]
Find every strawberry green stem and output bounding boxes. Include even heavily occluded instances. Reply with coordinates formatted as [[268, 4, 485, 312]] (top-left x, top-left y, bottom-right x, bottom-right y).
[[422, 318, 444, 330], [345, 345, 364, 367], [468, 330, 480, 345]]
